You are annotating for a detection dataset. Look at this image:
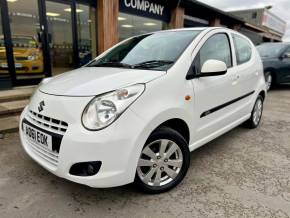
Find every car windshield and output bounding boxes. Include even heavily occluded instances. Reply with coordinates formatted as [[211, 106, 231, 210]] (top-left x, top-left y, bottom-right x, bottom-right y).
[[12, 36, 38, 48], [0, 36, 38, 48], [87, 30, 201, 70], [0, 36, 4, 47], [256, 43, 287, 58]]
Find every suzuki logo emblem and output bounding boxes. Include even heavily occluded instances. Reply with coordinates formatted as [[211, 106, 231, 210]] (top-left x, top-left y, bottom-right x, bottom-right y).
[[38, 101, 45, 113]]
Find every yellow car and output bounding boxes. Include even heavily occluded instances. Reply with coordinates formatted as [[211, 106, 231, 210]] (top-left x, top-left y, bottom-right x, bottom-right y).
[[0, 35, 44, 74]]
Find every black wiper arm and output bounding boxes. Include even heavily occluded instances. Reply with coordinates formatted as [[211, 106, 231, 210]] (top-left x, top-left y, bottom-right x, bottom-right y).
[[88, 61, 133, 68], [133, 60, 174, 68], [87, 60, 173, 69]]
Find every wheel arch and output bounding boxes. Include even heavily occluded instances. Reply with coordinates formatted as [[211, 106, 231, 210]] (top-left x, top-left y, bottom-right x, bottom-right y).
[[264, 67, 277, 83], [258, 90, 266, 101], [154, 118, 190, 144]]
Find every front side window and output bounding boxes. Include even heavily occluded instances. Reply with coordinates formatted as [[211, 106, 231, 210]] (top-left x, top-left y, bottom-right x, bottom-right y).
[[233, 34, 252, 65], [198, 33, 232, 69], [87, 30, 201, 71]]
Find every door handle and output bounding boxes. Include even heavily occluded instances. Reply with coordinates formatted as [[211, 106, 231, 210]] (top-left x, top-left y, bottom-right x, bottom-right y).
[[231, 75, 240, 85], [231, 75, 240, 81]]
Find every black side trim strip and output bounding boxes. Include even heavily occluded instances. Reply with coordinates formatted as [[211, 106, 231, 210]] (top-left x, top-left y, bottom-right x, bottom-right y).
[[200, 91, 255, 118]]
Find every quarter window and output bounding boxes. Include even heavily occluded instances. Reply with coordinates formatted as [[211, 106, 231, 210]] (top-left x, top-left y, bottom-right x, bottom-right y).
[[233, 34, 252, 65], [198, 33, 232, 68]]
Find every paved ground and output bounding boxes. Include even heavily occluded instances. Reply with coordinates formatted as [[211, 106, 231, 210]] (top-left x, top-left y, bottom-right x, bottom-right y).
[[0, 87, 290, 218]]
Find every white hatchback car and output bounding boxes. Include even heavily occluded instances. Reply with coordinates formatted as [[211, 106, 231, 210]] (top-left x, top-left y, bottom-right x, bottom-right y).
[[20, 27, 266, 193]]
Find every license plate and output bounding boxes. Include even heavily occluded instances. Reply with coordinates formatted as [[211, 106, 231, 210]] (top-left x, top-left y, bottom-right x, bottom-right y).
[[1, 63, 22, 68], [15, 63, 22, 68], [23, 123, 52, 151]]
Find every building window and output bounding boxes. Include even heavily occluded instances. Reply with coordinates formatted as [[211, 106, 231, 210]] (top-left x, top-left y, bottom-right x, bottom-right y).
[[76, 3, 97, 66], [0, 9, 9, 76], [6, 0, 44, 78], [118, 13, 168, 41]]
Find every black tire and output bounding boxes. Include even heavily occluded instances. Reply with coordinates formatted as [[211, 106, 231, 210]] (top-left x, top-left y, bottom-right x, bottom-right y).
[[264, 71, 276, 91], [134, 126, 190, 194], [244, 95, 264, 129]]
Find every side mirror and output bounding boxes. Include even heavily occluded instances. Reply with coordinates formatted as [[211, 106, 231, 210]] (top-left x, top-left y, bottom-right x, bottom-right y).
[[282, 52, 290, 59], [200, 59, 227, 77]]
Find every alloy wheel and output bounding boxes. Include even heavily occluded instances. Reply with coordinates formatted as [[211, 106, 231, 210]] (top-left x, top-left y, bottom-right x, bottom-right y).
[[137, 139, 183, 187], [253, 98, 263, 126], [266, 73, 272, 91]]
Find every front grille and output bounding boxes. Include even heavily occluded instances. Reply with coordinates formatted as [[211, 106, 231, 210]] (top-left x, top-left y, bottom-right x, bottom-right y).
[[27, 110, 68, 135], [22, 113, 66, 167]]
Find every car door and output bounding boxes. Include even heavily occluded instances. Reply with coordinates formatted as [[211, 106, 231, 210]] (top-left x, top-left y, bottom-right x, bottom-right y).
[[232, 33, 257, 116], [190, 30, 241, 141], [277, 46, 290, 83]]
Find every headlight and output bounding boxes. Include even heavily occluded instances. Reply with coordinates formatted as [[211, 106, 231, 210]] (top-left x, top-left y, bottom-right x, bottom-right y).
[[27, 54, 38, 60], [82, 84, 145, 130]]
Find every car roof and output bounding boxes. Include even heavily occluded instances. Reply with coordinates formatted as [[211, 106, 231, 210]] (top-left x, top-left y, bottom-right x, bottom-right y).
[[160, 27, 221, 32], [153, 27, 244, 37], [144, 27, 234, 37]]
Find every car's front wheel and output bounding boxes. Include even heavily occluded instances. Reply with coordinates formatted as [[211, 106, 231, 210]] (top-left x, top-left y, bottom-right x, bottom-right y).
[[135, 127, 190, 194]]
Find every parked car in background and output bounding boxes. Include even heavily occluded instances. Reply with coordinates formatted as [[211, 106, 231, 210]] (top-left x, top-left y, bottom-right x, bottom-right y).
[[0, 35, 43, 75], [19, 28, 266, 193], [256, 43, 290, 90]]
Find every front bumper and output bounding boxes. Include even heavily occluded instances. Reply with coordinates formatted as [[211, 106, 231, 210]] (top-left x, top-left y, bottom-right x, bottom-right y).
[[0, 59, 43, 74], [19, 90, 147, 188]]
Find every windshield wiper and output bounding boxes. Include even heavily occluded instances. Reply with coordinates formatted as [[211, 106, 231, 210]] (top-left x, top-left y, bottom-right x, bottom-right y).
[[133, 60, 174, 68], [87, 60, 174, 69], [88, 61, 133, 68]]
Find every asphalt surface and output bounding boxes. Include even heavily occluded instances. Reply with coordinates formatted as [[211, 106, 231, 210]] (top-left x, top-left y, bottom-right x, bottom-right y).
[[0, 87, 290, 218]]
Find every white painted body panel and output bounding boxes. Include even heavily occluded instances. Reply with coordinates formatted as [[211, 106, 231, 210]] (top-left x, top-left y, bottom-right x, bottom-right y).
[[19, 27, 266, 188], [39, 67, 165, 96]]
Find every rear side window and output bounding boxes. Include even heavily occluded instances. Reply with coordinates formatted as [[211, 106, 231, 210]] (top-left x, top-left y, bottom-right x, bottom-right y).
[[199, 33, 232, 68], [233, 34, 252, 65]]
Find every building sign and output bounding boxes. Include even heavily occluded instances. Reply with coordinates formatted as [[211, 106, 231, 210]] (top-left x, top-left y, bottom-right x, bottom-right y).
[[262, 11, 286, 34], [119, 0, 172, 22]]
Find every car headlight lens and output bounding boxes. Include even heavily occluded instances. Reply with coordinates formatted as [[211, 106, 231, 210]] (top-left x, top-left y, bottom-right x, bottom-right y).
[[27, 54, 38, 60], [82, 84, 145, 130]]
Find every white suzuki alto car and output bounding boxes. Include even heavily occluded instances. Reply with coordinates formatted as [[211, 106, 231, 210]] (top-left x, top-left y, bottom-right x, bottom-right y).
[[20, 27, 266, 193]]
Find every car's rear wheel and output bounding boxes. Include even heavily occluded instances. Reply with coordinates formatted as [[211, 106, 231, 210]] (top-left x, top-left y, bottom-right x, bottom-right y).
[[245, 95, 264, 129], [265, 71, 273, 91], [135, 127, 190, 194]]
